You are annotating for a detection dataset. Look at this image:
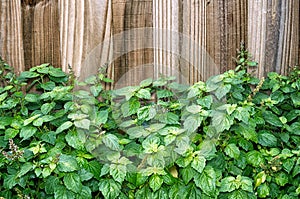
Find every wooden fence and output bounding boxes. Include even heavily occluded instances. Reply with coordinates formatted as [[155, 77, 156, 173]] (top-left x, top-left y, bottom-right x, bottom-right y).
[[0, 0, 299, 87]]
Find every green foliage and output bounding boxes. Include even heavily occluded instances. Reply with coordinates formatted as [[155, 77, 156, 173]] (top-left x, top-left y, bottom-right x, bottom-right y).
[[0, 55, 300, 198]]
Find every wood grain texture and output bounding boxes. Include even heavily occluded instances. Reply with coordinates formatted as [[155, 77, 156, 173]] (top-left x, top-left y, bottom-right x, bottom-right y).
[[0, 0, 24, 73], [0, 0, 299, 85]]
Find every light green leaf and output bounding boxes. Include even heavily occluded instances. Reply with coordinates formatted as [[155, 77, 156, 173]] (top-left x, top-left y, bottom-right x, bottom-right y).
[[63, 173, 82, 193], [219, 176, 236, 192], [110, 164, 127, 183], [197, 95, 213, 109], [257, 183, 270, 198], [191, 156, 206, 173], [24, 114, 41, 126], [74, 119, 90, 130], [56, 121, 73, 134], [99, 179, 121, 199], [194, 166, 216, 197], [215, 84, 231, 100], [102, 134, 121, 151], [65, 130, 85, 150], [140, 78, 153, 87], [4, 128, 19, 140], [183, 115, 202, 133], [180, 166, 196, 184], [136, 88, 151, 99], [240, 176, 253, 192], [49, 67, 67, 77], [57, 154, 79, 172], [127, 126, 149, 139], [78, 186, 92, 199], [149, 175, 164, 192], [54, 186, 76, 199], [228, 190, 248, 199], [25, 93, 39, 103], [41, 102, 56, 114], [157, 89, 173, 99], [20, 126, 37, 140], [225, 143, 240, 159]]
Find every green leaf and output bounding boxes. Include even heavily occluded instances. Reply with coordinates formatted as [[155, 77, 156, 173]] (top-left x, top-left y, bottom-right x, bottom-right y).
[[220, 176, 236, 192], [3, 174, 17, 189], [183, 115, 202, 133], [78, 186, 92, 199], [49, 67, 67, 77], [25, 93, 39, 102], [41, 102, 56, 114], [110, 164, 126, 183], [114, 86, 140, 100], [40, 81, 56, 91], [74, 119, 90, 130], [194, 166, 216, 197], [274, 172, 289, 186], [287, 122, 300, 135], [240, 176, 253, 192], [149, 174, 164, 192], [102, 134, 121, 151], [99, 179, 121, 199], [33, 117, 43, 126], [257, 183, 270, 198], [63, 173, 82, 193], [258, 131, 278, 147], [96, 109, 109, 125], [157, 89, 173, 99], [18, 162, 33, 177], [228, 190, 248, 199], [247, 151, 264, 167], [191, 156, 206, 173], [20, 126, 37, 140], [54, 186, 76, 199], [211, 110, 234, 133], [291, 92, 300, 106], [138, 106, 156, 121], [136, 88, 151, 99], [224, 143, 240, 159], [121, 98, 140, 117], [57, 154, 79, 172], [127, 126, 149, 139], [180, 166, 196, 184], [65, 130, 85, 150], [45, 176, 60, 194], [140, 78, 153, 87], [24, 114, 41, 126], [197, 95, 213, 109], [19, 71, 39, 79], [262, 111, 283, 127], [4, 128, 19, 140], [215, 84, 231, 100], [56, 121, 73, 134]]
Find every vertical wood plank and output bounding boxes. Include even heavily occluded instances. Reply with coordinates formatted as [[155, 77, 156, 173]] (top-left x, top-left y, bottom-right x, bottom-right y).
[[0, 0, 24, 73]]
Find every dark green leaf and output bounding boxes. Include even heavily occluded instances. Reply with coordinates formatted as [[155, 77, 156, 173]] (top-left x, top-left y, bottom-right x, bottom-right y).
[[54, 186, 76, 199], [262, 111, 283, 127], [258, 131, 278, 147]]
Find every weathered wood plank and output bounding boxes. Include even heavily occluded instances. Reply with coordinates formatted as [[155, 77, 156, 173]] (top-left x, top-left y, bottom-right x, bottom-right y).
[[0, 0, 24, 73]]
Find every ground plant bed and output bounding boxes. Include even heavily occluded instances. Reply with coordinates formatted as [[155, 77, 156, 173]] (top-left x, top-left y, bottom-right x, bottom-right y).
[[0, 54, 300, 198]]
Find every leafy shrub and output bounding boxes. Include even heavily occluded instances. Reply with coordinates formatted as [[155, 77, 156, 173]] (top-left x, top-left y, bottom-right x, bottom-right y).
[[0, 55, 300, 199]]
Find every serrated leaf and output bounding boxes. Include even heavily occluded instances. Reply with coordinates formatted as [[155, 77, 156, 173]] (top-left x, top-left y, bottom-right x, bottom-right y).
[[215, 84, 231, 100], [18, 162, 33, 177], [197, 95, 213, 109], [262, 111, 282, 127], [20, 126, 37, 140], [102, 134, 121, 151], [194, 166, 216, 197], [258, 131, 278, 147], [257, 183, 270, 198], [3, 174, 17, 189], [157, 89, 173, 99], [180, 166, 195, 184], [99, 179, 121, 199], [54, 186, 76, 199], [121, 98, 140, 117], [191, 156, 206, 173], [183, 115, 202, 133], [57, 154, 79, 172], [225, 143, 240, 159], [63, 173, 82, 193], [136, 88, 151, 99], [219, 176, 236, 192], [65, 130, 85, 150], [149, 175, 164, 192], [247, 150, 264, 167]]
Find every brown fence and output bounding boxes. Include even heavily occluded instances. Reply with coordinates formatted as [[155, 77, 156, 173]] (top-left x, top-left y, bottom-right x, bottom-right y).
[[0, 0, 299, 87]]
